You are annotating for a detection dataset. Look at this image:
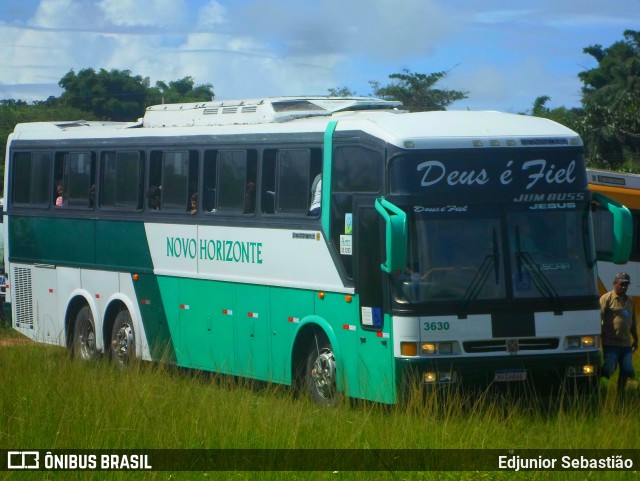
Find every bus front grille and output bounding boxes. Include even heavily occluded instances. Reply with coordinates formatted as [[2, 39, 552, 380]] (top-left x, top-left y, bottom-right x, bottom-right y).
[[463, 338, 560, 353]]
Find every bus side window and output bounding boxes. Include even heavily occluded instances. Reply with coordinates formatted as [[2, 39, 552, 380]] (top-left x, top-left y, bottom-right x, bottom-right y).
[[276, 149, 319, 215], [12, 152, 51, 206], [330, 145, 383, 279], [100, 151, 144, 210], [261, 148, 322, 215], [149, 150, 198, 212], [54, 152, 96, 208], [217, 150, 257, 214]]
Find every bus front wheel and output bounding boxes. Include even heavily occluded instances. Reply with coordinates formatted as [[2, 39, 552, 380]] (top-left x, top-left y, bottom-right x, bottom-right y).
[[305, 338, 339, 406], [110, 310, 135, 367], [72, 306, 98, 361]]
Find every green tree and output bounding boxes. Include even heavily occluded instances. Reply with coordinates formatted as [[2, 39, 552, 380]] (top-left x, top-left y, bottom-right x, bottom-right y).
[[59, 68, 150, 121], [528, 95, 583, 132], [147, 76, 214, 105], [370, 69, 467, 112], [578, 30, 640, 170], [327, 86, 356, 97], [59, 69, 215, 121]]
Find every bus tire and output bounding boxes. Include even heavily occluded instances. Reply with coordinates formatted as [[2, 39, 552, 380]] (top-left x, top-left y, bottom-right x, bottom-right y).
[[72, 306, 99, 361], [305, 338, 340, 406], [110, 309, 136, 367]]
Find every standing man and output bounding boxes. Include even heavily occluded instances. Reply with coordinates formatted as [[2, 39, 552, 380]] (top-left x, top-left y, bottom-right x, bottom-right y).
[[600, 272, 639, 394]]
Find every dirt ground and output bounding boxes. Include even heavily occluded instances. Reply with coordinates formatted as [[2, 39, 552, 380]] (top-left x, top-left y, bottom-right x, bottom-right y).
[[0, 330, 33, 347]]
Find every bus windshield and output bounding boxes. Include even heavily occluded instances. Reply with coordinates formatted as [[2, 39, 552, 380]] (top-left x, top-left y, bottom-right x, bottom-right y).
[[392, 204, 597, 305]]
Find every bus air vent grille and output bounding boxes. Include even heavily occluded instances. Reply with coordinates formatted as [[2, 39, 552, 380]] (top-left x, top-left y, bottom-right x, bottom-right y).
[[463, 338, 559, 353], [13, 267, 33, 329]]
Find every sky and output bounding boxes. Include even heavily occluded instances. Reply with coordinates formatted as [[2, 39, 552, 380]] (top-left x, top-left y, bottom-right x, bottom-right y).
[[0, 0, 638, 114]]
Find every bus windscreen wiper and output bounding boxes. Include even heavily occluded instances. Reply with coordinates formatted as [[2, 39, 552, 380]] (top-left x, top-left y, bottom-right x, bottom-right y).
[[459, 228, 500, 317], [514, 225, 559, 302]]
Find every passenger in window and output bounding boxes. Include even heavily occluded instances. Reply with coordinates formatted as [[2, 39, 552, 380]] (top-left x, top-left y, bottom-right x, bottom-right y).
[[148, 186, 161, 211], [190, 193, 198, 214], [244, 181, 256, 214], [308, 173, 322, 216], [55, 181, 64, 207]]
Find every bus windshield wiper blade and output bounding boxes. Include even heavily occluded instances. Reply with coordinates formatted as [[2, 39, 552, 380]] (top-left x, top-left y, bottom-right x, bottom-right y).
[[516, 252, 563, 312], [461, 227, 501, 307], [457, 228, 503, 318]]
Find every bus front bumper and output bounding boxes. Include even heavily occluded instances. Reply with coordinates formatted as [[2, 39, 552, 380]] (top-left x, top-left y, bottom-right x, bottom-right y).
[[395, 351, 601, 392]]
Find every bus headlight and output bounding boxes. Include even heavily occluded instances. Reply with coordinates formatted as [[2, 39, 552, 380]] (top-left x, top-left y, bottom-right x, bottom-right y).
[[421, 343, 436, 355], [423, 371, 458, 384], [567, 336, 597, 349], [580, 336, 596, 348], [567, 364, 596, 377], [424, 372, 437, 383], [421, 342, 454, 355]]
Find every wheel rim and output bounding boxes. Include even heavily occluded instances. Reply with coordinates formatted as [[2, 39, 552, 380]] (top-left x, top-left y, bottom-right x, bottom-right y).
[[310, 348, 336, 400], [112, 322, 134, 365], [78, 323, 96, 360]]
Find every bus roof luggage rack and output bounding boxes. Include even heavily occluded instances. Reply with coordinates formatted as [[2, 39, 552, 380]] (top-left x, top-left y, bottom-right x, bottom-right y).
[[142, 96, 403, 128]]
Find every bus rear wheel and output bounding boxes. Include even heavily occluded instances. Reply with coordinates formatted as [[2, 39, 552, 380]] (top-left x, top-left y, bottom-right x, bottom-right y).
[[110, 310, 135, 367], [305, 338, 339, 406], [72, 306, 98, 361]]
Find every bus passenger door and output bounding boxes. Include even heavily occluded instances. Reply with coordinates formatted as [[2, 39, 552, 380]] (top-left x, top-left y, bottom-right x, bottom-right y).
[[354, 198, 394, 403]]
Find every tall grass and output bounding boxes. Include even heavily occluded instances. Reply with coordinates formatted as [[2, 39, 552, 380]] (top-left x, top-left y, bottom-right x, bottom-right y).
[[0, 328, 638, 481]]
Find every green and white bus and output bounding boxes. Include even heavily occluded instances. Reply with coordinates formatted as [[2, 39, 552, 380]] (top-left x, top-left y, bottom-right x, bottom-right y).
[[3, 97, 631, 404]]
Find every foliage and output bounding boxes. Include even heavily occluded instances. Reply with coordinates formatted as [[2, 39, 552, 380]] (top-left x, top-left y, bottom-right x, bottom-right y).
[[59, 68, 151, 121], [329, 69, 467, 111], [147, 76, 214, 106], [529, 96, 584, 132], [578, 30, 640, 171], [327, 86, 357, 97], [370, 69, 468, 112], [58, 69, 214, 122]]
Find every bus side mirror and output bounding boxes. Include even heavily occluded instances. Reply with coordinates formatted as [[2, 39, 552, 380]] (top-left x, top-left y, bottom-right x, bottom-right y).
[[374, 197, 407, 273], [592, 193, 632, 264]]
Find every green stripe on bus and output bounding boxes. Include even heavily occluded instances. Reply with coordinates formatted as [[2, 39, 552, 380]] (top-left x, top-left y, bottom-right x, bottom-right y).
[[9, 216, 154, 271], [132, 273, 176, 363], [322, 120, 338, 236]]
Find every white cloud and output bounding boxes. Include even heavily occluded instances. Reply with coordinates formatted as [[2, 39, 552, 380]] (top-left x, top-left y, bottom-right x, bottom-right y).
[[198, 0, 227, 27], [447, 58, 582, 113], [30, 0, 93, 28], [98, 0, 188, 27]]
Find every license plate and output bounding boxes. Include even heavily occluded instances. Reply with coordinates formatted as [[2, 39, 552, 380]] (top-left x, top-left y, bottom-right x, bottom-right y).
[[494, 369, 527, 382]]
